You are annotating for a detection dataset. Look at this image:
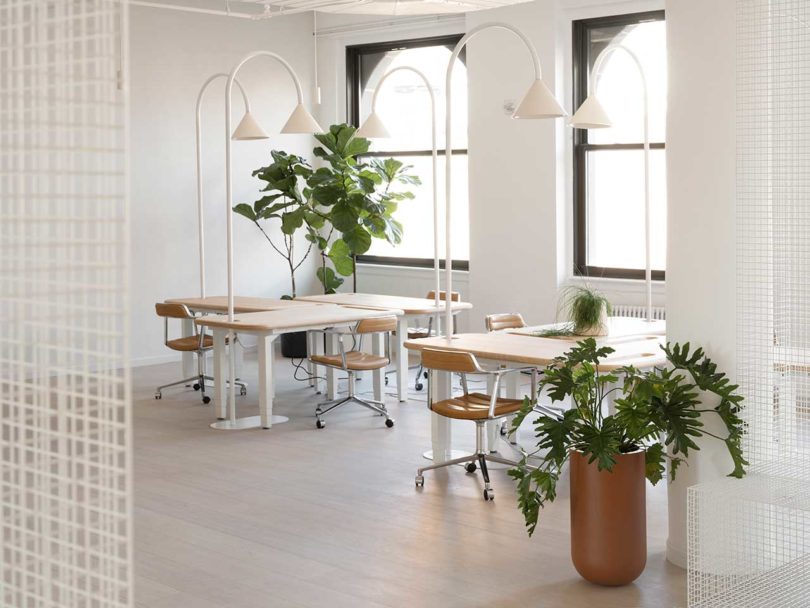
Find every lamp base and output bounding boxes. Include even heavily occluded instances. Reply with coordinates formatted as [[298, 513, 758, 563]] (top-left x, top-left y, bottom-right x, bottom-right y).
[[210, 415, 289, 430]]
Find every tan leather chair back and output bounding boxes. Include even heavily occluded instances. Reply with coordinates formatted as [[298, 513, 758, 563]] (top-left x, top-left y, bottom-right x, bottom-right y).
[[485, 313, 527, 332], [355, 315, 397, 334], [426, 290, 460, 302], [155, 302, 193, 319], [420, 348, 478, 373]]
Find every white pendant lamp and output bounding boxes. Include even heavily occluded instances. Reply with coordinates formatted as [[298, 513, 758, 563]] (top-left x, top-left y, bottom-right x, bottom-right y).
[[281, 103, 323, 134], [355, 111, 391, 139], [569, 94, 612, 129], [216, 50, 323, 433], [232, 110, 270, 140], [512, 79, 567, 119]]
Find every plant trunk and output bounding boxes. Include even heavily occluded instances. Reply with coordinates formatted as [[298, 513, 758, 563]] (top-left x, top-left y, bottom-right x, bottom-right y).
[[569, 449, 647, 586], [352, 254, 357, 293]]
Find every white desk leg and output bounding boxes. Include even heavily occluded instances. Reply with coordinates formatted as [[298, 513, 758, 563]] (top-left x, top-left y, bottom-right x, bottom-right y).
[[431, 370, 452, 463], [234, 337, 244, 380], [181, 318, 195, 378], [306, 332, 315, 388], [326, 333, 338, 400], [372, 332, 384, 402], [396, 316, 409, 402], [258, 334, 276, 429], [212, 329, 227, 420]]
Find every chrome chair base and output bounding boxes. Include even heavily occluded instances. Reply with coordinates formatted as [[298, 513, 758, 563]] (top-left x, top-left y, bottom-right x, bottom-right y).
[[155, 373, 247, 403], [415, 421, 524, 501], [314, 373, 394, 429]]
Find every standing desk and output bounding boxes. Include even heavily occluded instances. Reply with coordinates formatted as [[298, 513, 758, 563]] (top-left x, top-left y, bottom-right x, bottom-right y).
[[196, 305, 403, 429], [298, 293, 473, 402], [405, 332, 666, 462]]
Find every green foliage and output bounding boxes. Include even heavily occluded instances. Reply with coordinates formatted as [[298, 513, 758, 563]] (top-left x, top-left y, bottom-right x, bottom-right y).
[[559, 286, 612, 334], [307, 124, 418, 292], [510, 338, 746, 537], [234, 125, 419, 296], [232, 151, 316, 298]]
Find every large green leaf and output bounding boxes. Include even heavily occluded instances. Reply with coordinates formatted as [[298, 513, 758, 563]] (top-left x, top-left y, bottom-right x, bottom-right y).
[[645, 443, 665, 484], [280, 208, 305, 235], [233, 203, 256, 221], [327, 239, 354, 276], [343, 226, 372, 255], [330, 202, 359, 233], [316, 265, 343, 294]]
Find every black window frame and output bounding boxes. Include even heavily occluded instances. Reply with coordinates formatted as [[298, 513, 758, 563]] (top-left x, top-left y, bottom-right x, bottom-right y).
[[346, 34, 469, 272], [572, 10, 666, 281]]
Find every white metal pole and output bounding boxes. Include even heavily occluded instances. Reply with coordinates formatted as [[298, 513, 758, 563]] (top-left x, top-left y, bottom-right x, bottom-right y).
[[589, 45, 652, 322], [444, 23, 543, 341], [221, 51, 306, 426], [368, 67, 441, 323], [195, 74, 250, 299]]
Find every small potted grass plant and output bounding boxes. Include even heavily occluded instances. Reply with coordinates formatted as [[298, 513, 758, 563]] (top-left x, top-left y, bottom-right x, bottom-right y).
[[509, 338, 746, 586], [563, 285, 611, 336]]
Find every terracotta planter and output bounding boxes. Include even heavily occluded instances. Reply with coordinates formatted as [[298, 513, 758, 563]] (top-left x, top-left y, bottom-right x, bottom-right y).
[[569, 449, 646, 586]]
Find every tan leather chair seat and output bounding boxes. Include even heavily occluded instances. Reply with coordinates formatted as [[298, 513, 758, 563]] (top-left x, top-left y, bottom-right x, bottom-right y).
[[310, 351, 389, 371], [431, 392, 523, 420], [165, 334, 228, 352], [407, 327, 431, 339]]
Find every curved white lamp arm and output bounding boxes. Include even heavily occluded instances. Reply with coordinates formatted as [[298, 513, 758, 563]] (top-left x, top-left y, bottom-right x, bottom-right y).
[[195, 74, 250, 299], [587, 44, 652, 323], [444, 23, 553, 339], [368, 66, 441, 313]]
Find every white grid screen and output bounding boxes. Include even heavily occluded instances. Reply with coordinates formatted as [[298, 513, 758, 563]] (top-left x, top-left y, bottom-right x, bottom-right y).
[[688, 1, 810, 605], [0, 1, 132, 606]]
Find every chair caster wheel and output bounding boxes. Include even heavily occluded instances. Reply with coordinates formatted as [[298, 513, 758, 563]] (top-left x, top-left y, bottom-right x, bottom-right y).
[[415, 383, 423, 391], [385, 377, 389, 386], [483, 489, 494, 501], [499, 424, 508, 436], [193, 383, 201, 391], [154, 393, 161, 400], [385, 418, 394, 428], [202, 396, 211, 405], [239, 387, 247, 396], [465, 462, 477, 473], [316, 419, 325, 429], [415, 475, 424, 488], [423, 371, 428, 379]]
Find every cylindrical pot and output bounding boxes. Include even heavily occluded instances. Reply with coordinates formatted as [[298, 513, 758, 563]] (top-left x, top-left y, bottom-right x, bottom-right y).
[[280, 330, 308, 359], [575, 307, 610, 337], [570, 449, 646, 586]]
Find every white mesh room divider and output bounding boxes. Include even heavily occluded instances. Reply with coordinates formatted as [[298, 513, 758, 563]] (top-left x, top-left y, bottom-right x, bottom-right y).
[[688, 1, 810, 605], [0, 1, 132, 606]]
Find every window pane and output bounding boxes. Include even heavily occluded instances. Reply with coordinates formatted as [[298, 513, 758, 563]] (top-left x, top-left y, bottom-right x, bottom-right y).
[[585, 149, 666, 271], [365, 154, 469, 261], [359, 45, 467, 151], [586, 19, 667, 144]]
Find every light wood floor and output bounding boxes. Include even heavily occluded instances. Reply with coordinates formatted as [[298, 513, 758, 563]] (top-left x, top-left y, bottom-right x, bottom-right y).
[[133, 353, 686, 608]]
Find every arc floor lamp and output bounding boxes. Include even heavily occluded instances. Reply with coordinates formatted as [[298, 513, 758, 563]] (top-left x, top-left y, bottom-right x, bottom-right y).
[[214, 51, 323, 431], [356, 66, 442, 324], [195, 73, 267, 299], [569, 43, 654, 323], [442, 23, 567, 339]]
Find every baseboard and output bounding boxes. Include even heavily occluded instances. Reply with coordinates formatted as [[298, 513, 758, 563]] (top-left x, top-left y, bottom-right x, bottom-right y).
[[666, 539, 688, 569]]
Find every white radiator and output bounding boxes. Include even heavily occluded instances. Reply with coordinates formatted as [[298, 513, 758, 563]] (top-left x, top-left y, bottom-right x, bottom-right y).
[[612, 304, 666, 321]]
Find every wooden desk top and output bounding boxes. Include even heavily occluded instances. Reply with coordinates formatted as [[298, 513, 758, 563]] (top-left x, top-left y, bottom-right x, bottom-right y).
[[297, 292, 473, 316], [405, 332, 665, 370], [195, 304, 402, 333], [166, 296, 321, 314], [509, 316, 666, 340]]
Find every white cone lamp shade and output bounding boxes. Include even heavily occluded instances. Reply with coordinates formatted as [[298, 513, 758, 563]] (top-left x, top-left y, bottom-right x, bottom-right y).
[[356, 111, 391, 139], [570, 94, 613, 129], [512, 79, 567, 119], [280, 103, 324, 134], [231, 111, 269, 140]]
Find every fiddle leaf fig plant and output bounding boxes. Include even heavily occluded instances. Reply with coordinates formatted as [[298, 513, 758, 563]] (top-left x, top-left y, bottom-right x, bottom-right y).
[[234, 124, 419, 296], [233, 150, 317, 299], [307, 124, 419, 292], [509, 338, 747, 536]]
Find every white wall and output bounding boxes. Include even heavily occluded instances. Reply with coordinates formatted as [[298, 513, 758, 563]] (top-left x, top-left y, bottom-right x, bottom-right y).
[[129, 7, 317, 365], [313, 1, 665, 332], [664, 0, 736, 567]]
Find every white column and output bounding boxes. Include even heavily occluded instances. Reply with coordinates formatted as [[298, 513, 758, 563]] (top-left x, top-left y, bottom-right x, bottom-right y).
[[212, 328, 228, 420], [181, 318, 195, 377], [372, 332, 384, 403], [430, 370, 453, 463], [396, 316, 409, 402], [326, 333, 338, 400], [257, 334, 275, 429], [665, 0, 736, 568]]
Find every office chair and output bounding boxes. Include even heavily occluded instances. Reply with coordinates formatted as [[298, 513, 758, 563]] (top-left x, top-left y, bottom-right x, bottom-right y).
[[308, 316, 397, 429], [154, 303, 246, 404], [484, 312, 527, 332], [408, 290, 460, 391], [414, 348, 534, 501]]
